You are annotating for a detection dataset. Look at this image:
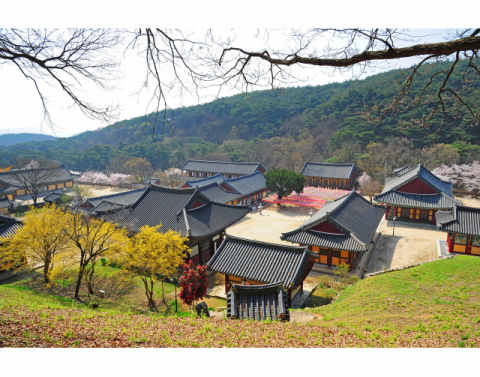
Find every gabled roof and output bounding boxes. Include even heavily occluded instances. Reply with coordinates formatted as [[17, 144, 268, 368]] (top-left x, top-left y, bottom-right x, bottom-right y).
[[183, 173, 226, 188], [43, 189, 64, 203], [0, 164, 75, 188], [207, 235, 316, 289], [373, 191, 461, 209], [380, 164, 454, 198], [94, 185, 251, 239], [436, 206, 480, 236], [300, 162, 355, 179], [181, 160, 264, 176], [281, 190, 385, 252], [0, 214, 23, 239], [86, 187, 148, 208], [227, 282, 289, 321], [196, 182, 242, 204], [0, 197, 14, 209], [225, 171, 266, 196]]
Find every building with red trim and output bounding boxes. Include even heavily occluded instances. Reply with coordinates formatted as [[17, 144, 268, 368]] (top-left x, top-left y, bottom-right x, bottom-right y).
[[374, 164, 460, 224], [436, 205, 480, 256], [301, 162, 356, 190], [181, 160, 265, 180], [281, 190, 384, 271]]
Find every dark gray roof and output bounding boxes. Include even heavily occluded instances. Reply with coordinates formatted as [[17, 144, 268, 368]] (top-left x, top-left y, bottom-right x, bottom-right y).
[[197, 183, 242, 204], [183, 174, 226, 188], [0, 164, 75, 188], [300, 162, 355, 179], [379, 164, 454, 198], [0, 183, 21, 194], [0, 197, 14, 209], [227, 282, 289, 321], [96, 185, 251, 239], [373, 190, 460, 209], [281, 190, 385, 252], [43, 189, 64, 203], [207, 235, 316, 289], [436, 206, 480, 236], [181, 160, 264, 176], [87, 187, 148, 208], [145, 178, 159, 185], [225, 172, 266, 196], [393, 165, 411, 176], [0, 214, 23, 239]]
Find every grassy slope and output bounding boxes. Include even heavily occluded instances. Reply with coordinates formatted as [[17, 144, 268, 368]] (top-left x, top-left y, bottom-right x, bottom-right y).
[[1, 256, 479, 347]]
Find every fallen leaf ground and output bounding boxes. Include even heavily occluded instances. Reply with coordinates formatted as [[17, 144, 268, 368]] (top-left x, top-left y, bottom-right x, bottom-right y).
[[1, 256, 479, 348]]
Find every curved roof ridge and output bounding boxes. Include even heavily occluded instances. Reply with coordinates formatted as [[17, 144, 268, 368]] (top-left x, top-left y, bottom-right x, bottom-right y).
[[182, 159, 260, 166], [225, 171, 264, 182], [199, 181, 241, 194], [223, 234, 313, 253]]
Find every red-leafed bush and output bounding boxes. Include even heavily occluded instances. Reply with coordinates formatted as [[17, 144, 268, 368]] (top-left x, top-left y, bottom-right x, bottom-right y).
[[179, 261, 208, 308]]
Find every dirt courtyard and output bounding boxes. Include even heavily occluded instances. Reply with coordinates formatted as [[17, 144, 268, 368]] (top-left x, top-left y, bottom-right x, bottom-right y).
[[227, 205, 309, 245], [367, 220, 442, 273]]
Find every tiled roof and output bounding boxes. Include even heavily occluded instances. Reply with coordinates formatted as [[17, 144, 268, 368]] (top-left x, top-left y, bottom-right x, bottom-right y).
[[183, 174, 226, 188], [300, 162, 355, 179], [380, 164, 454, 198], [197, 183, 242, 204], [227, 282, 289, 321], [96, 185, 251, 239], [0, 214, 22, 239], [436, 206, 480, 236], [87, 187, 148, 208], [0, 164, 75, 188], [0, 197, 14, 209], [225, 172, 266, 196], [373, 190, 460, 209], [207, 235, 316, 289], [282, 230, 369, 252], [43, 189, 64, 203], [281, 190, 384, 252], [181, 160, 264, 176], [393, 165, 411, 176], [0, 183, 20, 194]]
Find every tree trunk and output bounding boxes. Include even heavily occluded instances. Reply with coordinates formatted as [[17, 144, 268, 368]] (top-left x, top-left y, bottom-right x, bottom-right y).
[[43, 258, 51, 284], [74, 265, 85, 299], [162, 280, 166, 305], [86, 266, 95, 295]]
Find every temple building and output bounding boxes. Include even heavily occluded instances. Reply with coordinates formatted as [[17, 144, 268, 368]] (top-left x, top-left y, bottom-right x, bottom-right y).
[[43, 189, 65, 204], [181, 160, 265, 180], [0, 214, 22, 240], [373, 164, 461, 224], [207, 235, 316, 306], [0, 197, 14, 215], [88, 185, 251, 266], [182, 171, 268, 205], [436, 205, 480, 256], [301, 162, 356, 190], [227, 282, 290, 321], [0, 164, 76, 201], [281, 190, 384, 271]]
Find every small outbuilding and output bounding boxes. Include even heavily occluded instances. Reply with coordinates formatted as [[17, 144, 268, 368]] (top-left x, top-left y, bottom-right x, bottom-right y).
[[207, 235, 316, 305], [227, 282, 290, 321], [436, 205, 480, 256]]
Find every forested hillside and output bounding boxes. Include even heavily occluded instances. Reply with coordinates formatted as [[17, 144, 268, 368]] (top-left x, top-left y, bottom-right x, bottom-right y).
[[0, 133, 57, 147], [1, 59, 479, 175]]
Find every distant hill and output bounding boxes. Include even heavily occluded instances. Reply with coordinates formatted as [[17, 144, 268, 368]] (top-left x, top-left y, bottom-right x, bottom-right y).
[[0, 133, 57, 147], [1, 59, 479, 171]]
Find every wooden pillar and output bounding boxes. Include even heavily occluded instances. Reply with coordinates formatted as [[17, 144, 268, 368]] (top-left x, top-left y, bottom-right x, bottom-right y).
[[448, 234, 453, 253], [466, 237, 472, 255], [412, 208, 416, 223], [225, 274, 229, 294], [432, 210, 436, 225], [385, 206, 389, 220], [328, 249, 332, 268], [394, 206, 398, 219], [349, 251, 354, 271]]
